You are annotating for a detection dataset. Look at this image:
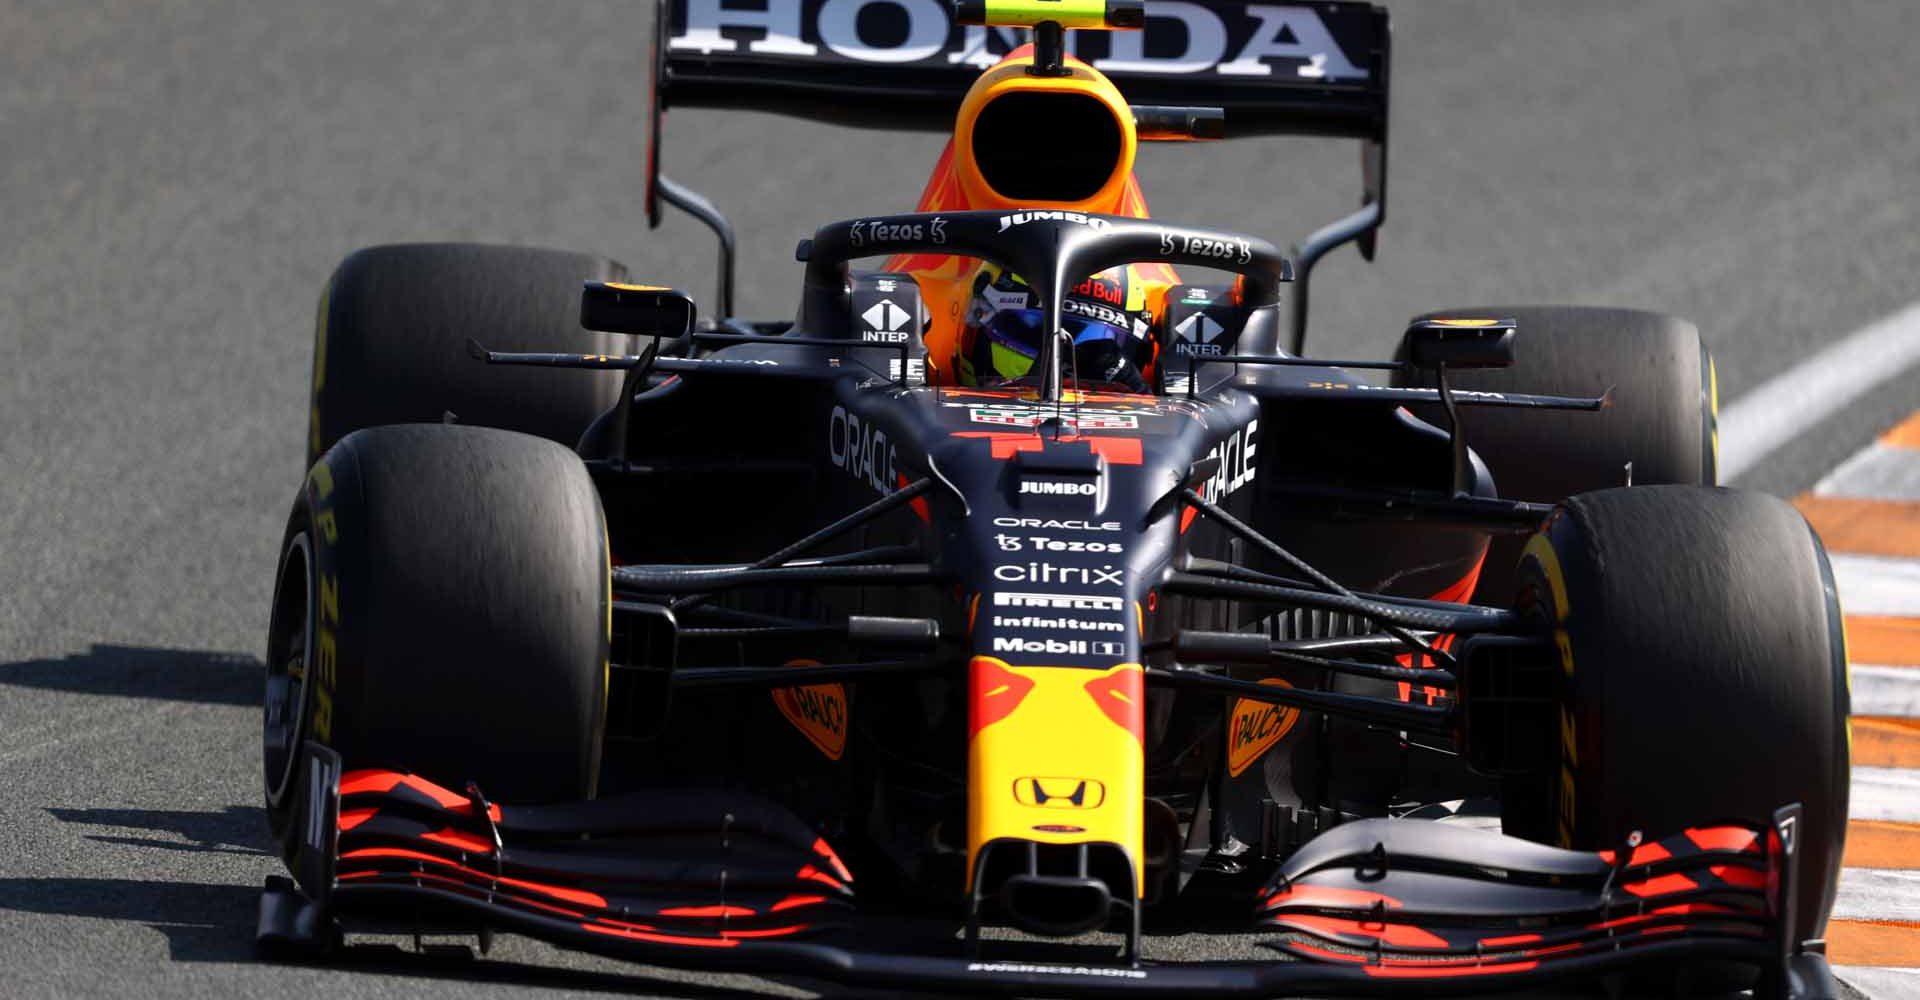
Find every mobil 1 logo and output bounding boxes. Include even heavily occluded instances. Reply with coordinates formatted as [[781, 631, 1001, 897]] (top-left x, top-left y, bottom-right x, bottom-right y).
[[991, 636, 1127, 657]]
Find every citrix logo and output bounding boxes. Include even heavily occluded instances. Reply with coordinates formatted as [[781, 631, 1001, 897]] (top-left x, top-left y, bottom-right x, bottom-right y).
[[993, 563, 1123, 587]]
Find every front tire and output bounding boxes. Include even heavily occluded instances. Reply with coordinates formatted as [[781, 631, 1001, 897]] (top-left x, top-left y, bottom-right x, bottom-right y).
[[264, 423, 609, 853], [1507, 485, 1848, 941]]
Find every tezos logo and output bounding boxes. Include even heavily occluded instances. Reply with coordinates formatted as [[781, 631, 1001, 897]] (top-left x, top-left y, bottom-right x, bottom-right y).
[[851, 219, 925, 247], [995, 534, 1120, 554], [1159, 229, 1254, 265]]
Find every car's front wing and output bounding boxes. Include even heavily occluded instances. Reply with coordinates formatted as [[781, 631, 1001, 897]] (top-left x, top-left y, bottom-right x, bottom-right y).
[[258, 742, 1838, 998]]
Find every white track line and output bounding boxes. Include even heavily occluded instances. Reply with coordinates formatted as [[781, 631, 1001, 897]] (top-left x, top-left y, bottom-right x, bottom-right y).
[[1816, 442, 1920, 500], [1836, 967, 1920, 997], [1717, 301, 1920, 481], [1854, 665, 1920, 718], [1831, 554, 1920, 617], [1834, 868, 1920, 922], [1849, 766, 1920, 823]]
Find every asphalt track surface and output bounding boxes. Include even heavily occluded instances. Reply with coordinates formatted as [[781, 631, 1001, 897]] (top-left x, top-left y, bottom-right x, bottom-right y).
[[3, 1, 1919, 997]]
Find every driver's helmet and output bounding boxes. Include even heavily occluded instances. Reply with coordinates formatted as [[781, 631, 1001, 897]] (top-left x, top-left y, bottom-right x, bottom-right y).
[[955, 263, 1156, 392]]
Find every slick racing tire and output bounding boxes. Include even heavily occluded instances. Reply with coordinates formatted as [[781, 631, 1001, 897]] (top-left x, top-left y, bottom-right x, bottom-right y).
[[264, 423, 608, 849], [1506, 485, 1848, 944], [1393, 306, 1716, 601], [306, 242, 633, 468]]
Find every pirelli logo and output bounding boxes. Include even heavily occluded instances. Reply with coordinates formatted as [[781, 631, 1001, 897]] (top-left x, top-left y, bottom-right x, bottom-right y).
[[994, 592, 1124, 612]]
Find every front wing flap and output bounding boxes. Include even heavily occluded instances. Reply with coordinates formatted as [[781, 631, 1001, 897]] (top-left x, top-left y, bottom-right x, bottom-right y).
[[259, 743, 1836, 997], [1258, 812, 1806, 982]]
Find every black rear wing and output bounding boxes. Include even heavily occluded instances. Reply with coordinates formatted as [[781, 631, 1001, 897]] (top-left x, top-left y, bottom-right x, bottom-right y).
[[647, 0, 1389, 348]]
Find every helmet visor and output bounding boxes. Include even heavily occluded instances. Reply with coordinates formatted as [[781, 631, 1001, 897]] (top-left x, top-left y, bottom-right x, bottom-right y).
[[981, 309, 1144, 384]]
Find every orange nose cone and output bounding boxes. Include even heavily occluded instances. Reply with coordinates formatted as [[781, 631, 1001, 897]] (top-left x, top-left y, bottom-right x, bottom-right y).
[[954, 47, 1138, 214]]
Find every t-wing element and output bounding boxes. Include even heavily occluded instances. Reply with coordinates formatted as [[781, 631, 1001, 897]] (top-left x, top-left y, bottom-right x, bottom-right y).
[[580, 282, 697, 339], [1403, 317, 1516, 369], [797, 210, 1293, 400], [952, 0, 1143, 77], [951, 0, 1143, 31], [1402, 317, 1519, 496]]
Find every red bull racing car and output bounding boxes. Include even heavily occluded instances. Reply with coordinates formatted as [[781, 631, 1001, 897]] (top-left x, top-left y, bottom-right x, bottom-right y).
[[258, 1, 1852, 995]]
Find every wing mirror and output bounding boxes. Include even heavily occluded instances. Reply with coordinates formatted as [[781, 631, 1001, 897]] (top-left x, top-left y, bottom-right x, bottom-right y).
[[580, 282, 696, 338], [1402, 318, 1516, 369]]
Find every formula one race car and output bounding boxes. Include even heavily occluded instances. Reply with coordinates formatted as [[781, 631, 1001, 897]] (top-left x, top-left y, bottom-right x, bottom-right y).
[[258, 1, 1850, 996]]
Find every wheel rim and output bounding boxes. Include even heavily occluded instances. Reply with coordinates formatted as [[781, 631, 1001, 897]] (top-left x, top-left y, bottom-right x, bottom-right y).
[[263, 532, 315, 809]]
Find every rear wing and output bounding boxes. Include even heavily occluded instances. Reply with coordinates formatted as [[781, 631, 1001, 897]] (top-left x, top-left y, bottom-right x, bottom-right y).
[[647, 0, 1389, 348], [655, 0, 1387, 139]]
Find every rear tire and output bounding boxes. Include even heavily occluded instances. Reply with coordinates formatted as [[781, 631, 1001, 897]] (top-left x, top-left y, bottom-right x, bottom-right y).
[[263, 423, 608, 847], [1507, 485, 1848, 941], [1395, 306, 1717, 600], [307, 243, 633, 467]]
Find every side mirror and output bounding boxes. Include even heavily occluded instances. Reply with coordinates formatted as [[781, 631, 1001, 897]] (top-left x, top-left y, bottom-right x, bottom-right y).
[[1403, 317, 1516, 369], [580, 282, 695, 338]]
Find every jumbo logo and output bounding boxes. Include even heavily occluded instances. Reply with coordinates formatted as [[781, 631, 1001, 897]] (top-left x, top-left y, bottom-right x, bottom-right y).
[[997, 211, 1112, 233], [1013, 777, 1107, 810], [772, 659, 848, 760], [1225, 678, 1299, 777]]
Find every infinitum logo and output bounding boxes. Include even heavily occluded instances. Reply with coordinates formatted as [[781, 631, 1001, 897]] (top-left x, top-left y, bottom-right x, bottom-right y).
[[993, 615, 1124, 633]]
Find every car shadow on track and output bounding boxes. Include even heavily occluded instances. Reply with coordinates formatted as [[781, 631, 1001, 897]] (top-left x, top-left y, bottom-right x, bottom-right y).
[[46, 804, 270, 856], [0, 877, 263, 963], [0, 875, 824, 997], [0, 643, 258, 706]]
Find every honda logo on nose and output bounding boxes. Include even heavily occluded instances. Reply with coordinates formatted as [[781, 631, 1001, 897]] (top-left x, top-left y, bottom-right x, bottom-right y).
[[1013, 776, 1106, 809]]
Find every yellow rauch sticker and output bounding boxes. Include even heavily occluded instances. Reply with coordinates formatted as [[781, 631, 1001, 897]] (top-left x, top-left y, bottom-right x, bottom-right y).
[[1225, 678, 1299, 777], [772, 660, 848, 760]]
